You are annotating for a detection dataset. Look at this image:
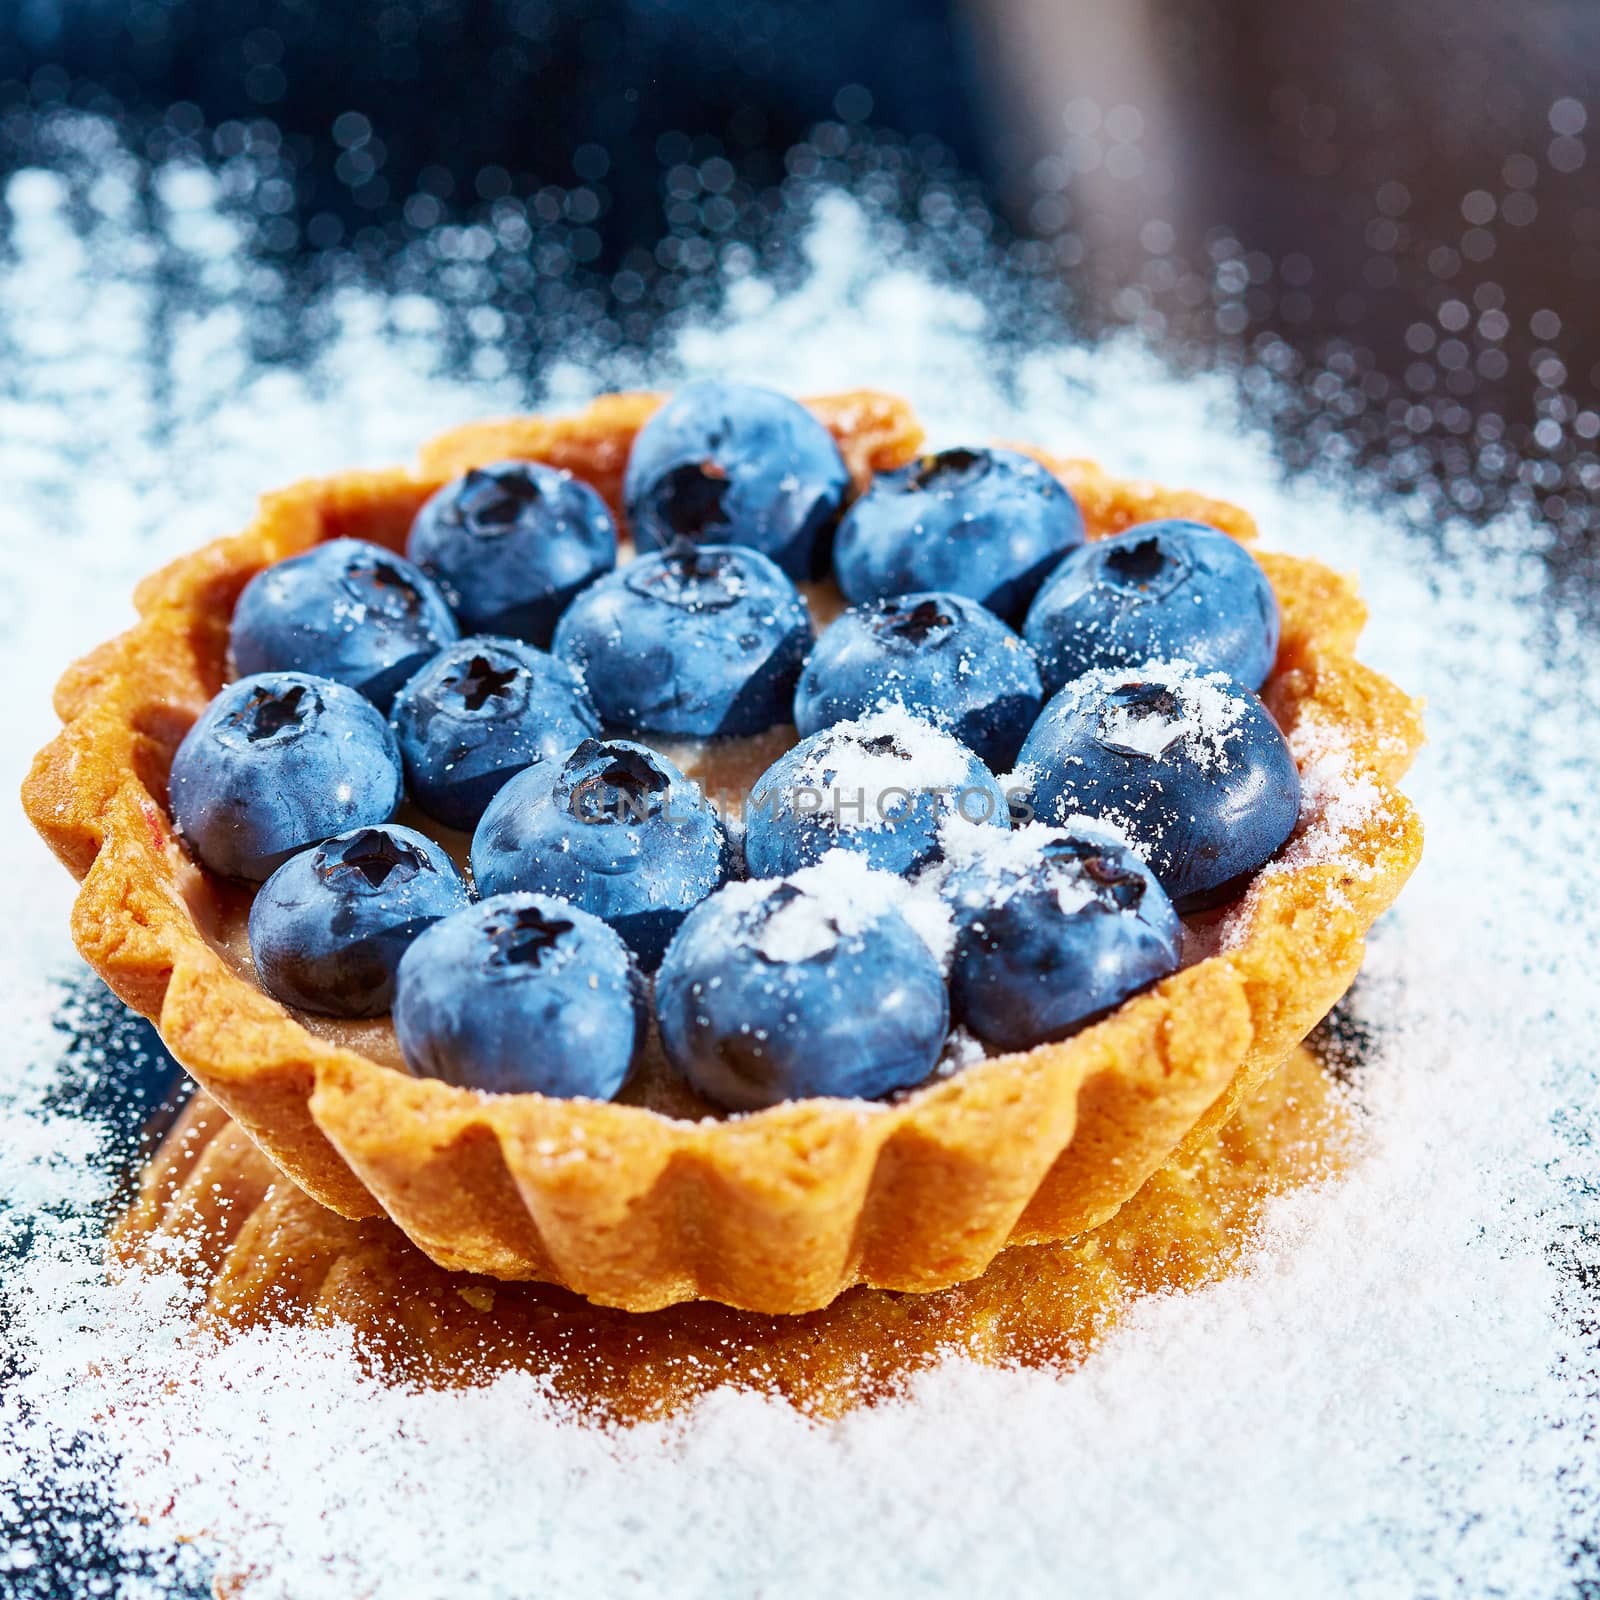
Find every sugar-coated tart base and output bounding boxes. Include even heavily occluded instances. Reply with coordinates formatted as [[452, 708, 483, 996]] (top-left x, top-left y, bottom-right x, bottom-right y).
[[112, 1044, 1349, 1422], [24, 390, 1423, 1314]]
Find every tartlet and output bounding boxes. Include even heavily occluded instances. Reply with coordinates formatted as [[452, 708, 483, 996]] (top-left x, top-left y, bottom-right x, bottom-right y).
[[24, 389, 1423, 1314]]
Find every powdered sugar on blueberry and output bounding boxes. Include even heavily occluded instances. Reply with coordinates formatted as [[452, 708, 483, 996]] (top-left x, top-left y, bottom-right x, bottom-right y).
[[1056, 659, 1248, 771]]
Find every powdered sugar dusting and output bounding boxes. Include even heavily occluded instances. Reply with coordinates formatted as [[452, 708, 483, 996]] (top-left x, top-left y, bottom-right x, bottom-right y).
[[1054, 659, 1248, 771], [931, 1025, 990, 1078], [1097, 695, 1189, 757], [1281, 717, 1387, 870], [928, 817, 1144, 919], [1214, 716, 1390, 946], [719, 848, 954, 966], [753, 889, 848, 963], [783, 705, 976, 823]]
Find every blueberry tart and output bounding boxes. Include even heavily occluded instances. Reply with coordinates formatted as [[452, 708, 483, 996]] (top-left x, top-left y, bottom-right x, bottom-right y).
[[24, 388, 1421, 1314]]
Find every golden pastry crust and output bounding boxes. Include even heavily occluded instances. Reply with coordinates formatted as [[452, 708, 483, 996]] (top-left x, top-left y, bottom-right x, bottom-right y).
[[112, 1045, 1349, 1422], [24, 390, 1423, 1313]]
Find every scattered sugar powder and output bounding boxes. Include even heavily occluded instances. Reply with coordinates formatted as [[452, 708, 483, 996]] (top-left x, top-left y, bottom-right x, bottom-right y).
[[1281, 717, 1388, 871], [2, 124, 1599, 1599], [926, 818, 1134, 919], [752, 892, 842, 963], [717, 849, 953, 966], [932, 815, 1069, 883], [1095, 695, 1189, 758], [775, 705, 979, 833], [930, 1025, 990, 1079], [1052, 659, 1247, 770], [1214, 716, 1390, 946]]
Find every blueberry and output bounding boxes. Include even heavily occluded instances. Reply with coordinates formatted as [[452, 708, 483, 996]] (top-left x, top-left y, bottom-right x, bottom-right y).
[[551, 541, 813, 737], [393, 892, 644, 1098], [407, 461, 618, 646], [471, 738, 728, 970], [247, 824, 471, 1018], [794, 591, 1043, 771], [654, 863, 949, 1110], [390, 636, 600, 831], [832, 447, 1085, 624], [939, 826, 1181, 1051], [623, 381, 850, 579], [744, 708, 1011, 879], [1015, 665, 1300, 912], [230, 538, 459, 710], [1023, 520, 1281, 696], [169, 671, 404, 881]]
